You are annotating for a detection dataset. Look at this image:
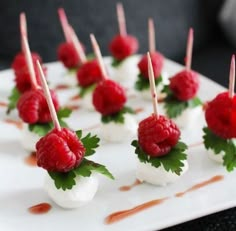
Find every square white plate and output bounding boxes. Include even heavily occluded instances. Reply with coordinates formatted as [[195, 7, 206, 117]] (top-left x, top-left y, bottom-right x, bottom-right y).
[[0, 57, 235, 231]]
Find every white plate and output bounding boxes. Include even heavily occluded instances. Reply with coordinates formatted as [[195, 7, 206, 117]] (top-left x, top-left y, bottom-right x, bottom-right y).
[[0, 57, 235, 231]]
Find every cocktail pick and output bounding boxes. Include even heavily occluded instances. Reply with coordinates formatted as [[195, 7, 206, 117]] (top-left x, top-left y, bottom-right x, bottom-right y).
[[229, 54, 235, 98], [117, 2, 127, 36], [58, 8, 71, 43], [148, 18, 155, 53], [185, 28, 194, 70]]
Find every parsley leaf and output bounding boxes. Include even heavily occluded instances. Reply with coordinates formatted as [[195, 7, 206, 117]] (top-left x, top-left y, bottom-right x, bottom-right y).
[[111, 58, 124, 67], [187, 97, 202, 108], [67, 68, 77, 75], [101, 106, 134, 124], [7, 87, 20, 114], [135, 74, 163, 91], [86, 53, 95, 60], [74, 159, 114, 179], [132, 140, 187, 175], [48, 171, 76, 191], [203, 127, 236, 172], [57, 108, 72, 118], [79, 84, 96, 98]]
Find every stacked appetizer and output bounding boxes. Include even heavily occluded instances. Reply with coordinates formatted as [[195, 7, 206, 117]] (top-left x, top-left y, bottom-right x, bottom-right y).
[[35, 61, 114, 208], [132, 53, 188, 186], [203, 55, 236, 171], [135, 18, 167, 101], [91, 34, 137, 142], [109, 3, 139, 87], [162, 28, 202, 129]]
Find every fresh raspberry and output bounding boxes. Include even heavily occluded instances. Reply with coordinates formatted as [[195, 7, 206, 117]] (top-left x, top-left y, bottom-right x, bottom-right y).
[[138, 51, 164, 79], [12, 52, 47, 93], [138, 114, 180, 157], [17, 88, 59, 124], [76, 60, 103, 87], [92, 79, 126, 115], [205, 92, 236, 139], [109, 35, 139, 61], [57, 42, 84, 68], [169, 70, 199, 101], [36, 128, 85, 172]]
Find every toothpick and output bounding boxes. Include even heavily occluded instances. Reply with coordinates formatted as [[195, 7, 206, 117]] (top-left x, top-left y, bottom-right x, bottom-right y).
[[116, 2, 127, 36], [58, 8, 71, 43], [229, 54, 235, 98], [22, 35, 39, 89], [186, 28, 194, 70], [37, 61, 61, 131], [147, 52, 159, 117], [69, 26, 87, 64], [90, 34, 107, 79], [148, 18, 155, 53]]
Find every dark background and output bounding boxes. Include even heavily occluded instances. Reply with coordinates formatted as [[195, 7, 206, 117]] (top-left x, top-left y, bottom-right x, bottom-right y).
[[0, 0, 235, 230]]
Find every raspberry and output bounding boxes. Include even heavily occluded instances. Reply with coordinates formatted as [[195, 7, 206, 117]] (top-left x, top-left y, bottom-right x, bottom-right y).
[[57, 42, 84, 68], [36, 128, 85, 172], [138, 51, 164, 79], [109, 35, 138, 61], [92, 79, 127, 115], [169, 70, 199, 101], [76, 60, 103, 87], [12, 52, 47, 93], [205, 92, 236, 139], [138, 114, 180, 157], [17, 89, 59, 124]]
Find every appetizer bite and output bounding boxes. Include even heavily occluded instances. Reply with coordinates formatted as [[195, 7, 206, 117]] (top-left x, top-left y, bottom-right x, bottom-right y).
[[162, 28, 202, 129], [136, 18, 167, 100], [8, 13, 46, 113], [203, 55, 236, 171], [109, 3, 139, 87], [36, 61, 114, 209], [132, 53, 188, 186], [91, 34, 137, 142]]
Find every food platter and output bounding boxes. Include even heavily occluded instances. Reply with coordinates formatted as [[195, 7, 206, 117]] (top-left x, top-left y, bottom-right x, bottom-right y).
[[0, 57, 235, 231]]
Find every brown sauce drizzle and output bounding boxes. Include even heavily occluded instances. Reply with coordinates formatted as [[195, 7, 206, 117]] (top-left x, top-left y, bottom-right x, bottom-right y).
[[28, 203, 52, 214], [66, 105, 80, 111], [188, 141, 203, 148], [175, 175, 224, 197], [4, 119, 23, 129], [24, 152, 37, 166], [83, 124, 100, 132], [54, 84, 71, 90], [134, 108, 144, 114], [70, 94, 80, 101], [0, 101, 7, 107], [119, 179, 142, 191], [105, 197, 168, 224]]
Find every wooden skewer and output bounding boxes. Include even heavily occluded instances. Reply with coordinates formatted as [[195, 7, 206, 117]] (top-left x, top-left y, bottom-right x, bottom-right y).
[[37, 61, 61, 131], [185, 28, 194, 70], [116, 2, 127, 36], [90, 34, 107, 79], [69, 26, 87, 64], [22, 35, 39, 89], [58, 8, 71, 43], [148, 18, 155, 53], [20, 12, 27, 51], [147, 52, 159, 117], [229, 54, 235, 98]]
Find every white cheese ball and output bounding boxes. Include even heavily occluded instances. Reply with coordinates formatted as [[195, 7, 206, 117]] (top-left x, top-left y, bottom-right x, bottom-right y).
[[44, 173, 99, 209], [21, 123, 41, 152], [100, 113, 137, 142], [136, 159, 189, 186], [80, 92, 94, 111]]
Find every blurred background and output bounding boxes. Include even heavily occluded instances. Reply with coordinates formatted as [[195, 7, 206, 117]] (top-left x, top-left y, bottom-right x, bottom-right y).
[[0, 0, 235, 87]]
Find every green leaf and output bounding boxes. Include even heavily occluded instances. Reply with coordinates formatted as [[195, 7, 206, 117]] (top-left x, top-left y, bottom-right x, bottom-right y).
[[29, 123, 54, 136], [224, 141, 236, 171], [74, 159, 114, 179], [7, 87, 20, 114], [81, 133, 100, 156], [135, 74, 163, 91], [57, 108, 72, 119], [86, 53, 95, 60], [111, 58, 124, 67], [79, 84, 96, 98], [48, 171, 77, 191], [132, 140, 187, 175], [101, 106, 134, 124], [75, 130, 82, 139], [67, 68, 77, 75], [187, 97, 203, 108]]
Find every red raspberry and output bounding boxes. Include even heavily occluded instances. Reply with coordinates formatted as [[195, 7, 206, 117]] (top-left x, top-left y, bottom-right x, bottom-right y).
[[76, 60, 103, 87], [57, 42, 84, 68], [169, 70, 199, 101], [17, 88, 59, 124], [205, 92, 236, 139], [12, 52, 47, 93], [36, 128, 85, 172], [138, 51, 164, 79], [109, 35, 139, 61], [138, 114, 180, 157], [92, 79, 127, 115]]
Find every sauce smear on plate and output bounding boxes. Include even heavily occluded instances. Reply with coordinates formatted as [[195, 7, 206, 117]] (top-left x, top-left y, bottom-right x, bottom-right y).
[[24, 152, 37, 166], [4, 119, 23, 129], [119, 179, 142, 191], [28, 203, 52, 214]]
